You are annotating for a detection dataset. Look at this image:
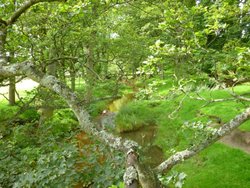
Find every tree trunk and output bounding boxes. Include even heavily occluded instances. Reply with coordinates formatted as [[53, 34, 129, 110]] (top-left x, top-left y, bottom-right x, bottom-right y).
[[38, 45, 57, 123], [9, 76, 16, 105], [8, 51, 15, 105], [124, 150, 161, 188], [85, 4, 98, 103], [0, 24, 7, 65], [85, 45, 95, 103], [70, 70, 76, 91]]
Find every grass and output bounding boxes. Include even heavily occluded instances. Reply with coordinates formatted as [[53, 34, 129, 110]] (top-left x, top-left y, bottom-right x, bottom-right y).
[[115, 100, 161, 132], [115, 81, 250, 187], [173, 143, 250, 188], [0, 100, 19, 121]]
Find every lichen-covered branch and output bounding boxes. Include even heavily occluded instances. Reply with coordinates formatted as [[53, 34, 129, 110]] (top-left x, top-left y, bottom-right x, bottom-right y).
[[124, 150, 139, 188], [124, 149, 160, 188], [7, 0, 66, 25], [155, 107, 250, 174], [0, 61, 138, 152]]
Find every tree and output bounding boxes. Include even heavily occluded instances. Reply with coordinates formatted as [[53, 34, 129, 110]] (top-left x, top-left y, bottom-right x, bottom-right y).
[[0, 0, 249, 187]]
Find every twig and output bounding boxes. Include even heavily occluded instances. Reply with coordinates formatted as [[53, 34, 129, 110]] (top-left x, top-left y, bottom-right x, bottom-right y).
[[0, 93, 9, 101], [0, 76, 25, 87], [168, 95, 187, 119], [180, 88, 235, 107]]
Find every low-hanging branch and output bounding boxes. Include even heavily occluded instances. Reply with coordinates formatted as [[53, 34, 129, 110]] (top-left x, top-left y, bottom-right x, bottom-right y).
[[155, 107, 250, 174], [0, 61, 138, 152]]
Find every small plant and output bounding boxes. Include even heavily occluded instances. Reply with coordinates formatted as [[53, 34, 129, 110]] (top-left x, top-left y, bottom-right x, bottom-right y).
[[158, 171, 187, 188]]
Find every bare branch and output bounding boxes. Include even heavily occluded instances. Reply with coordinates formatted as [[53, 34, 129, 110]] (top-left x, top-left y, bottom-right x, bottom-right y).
[[229, 87, 250, 102], [155, 107, 250, 174], [0, 76, 25, 87], [0, 93, 9, 101], [168, 95, 186, 119], [6, 0, 66, 25], [180, 88, 235, 104], [234, 95, 250, 102]]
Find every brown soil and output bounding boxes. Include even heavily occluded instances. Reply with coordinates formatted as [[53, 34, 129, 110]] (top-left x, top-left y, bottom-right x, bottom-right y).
[[219, 129, 250, 154]]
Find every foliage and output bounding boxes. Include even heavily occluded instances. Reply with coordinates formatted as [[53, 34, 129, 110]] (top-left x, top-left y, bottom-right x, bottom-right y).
[[0, 102, 124, 187], [78, 144, 124, 187], [159, 171, 187, 188], [0, 0, 250, 187], [0, 101, 18, 121], [138, 0, 250, 87], [0, 107, 80, 187]]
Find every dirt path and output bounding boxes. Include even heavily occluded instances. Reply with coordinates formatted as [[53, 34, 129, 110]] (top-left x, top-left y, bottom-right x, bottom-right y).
[[219, 129, 250, 154]]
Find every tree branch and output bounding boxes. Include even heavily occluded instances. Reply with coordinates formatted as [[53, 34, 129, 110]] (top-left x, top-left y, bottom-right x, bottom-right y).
[[0, 62, 138, 152], [6, 0, 66, 25], [155, 107, 250, 174], [229, 88, 250, 102]]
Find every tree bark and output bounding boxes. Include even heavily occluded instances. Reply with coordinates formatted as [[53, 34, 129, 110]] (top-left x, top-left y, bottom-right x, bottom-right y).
[[85, 45, 95, 103], [70, 70, 76, 91], [0, 61, 138, 151], [8, 77, 16, 105], [0, 25, 7, 65], [124, 149, 161, 188]]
